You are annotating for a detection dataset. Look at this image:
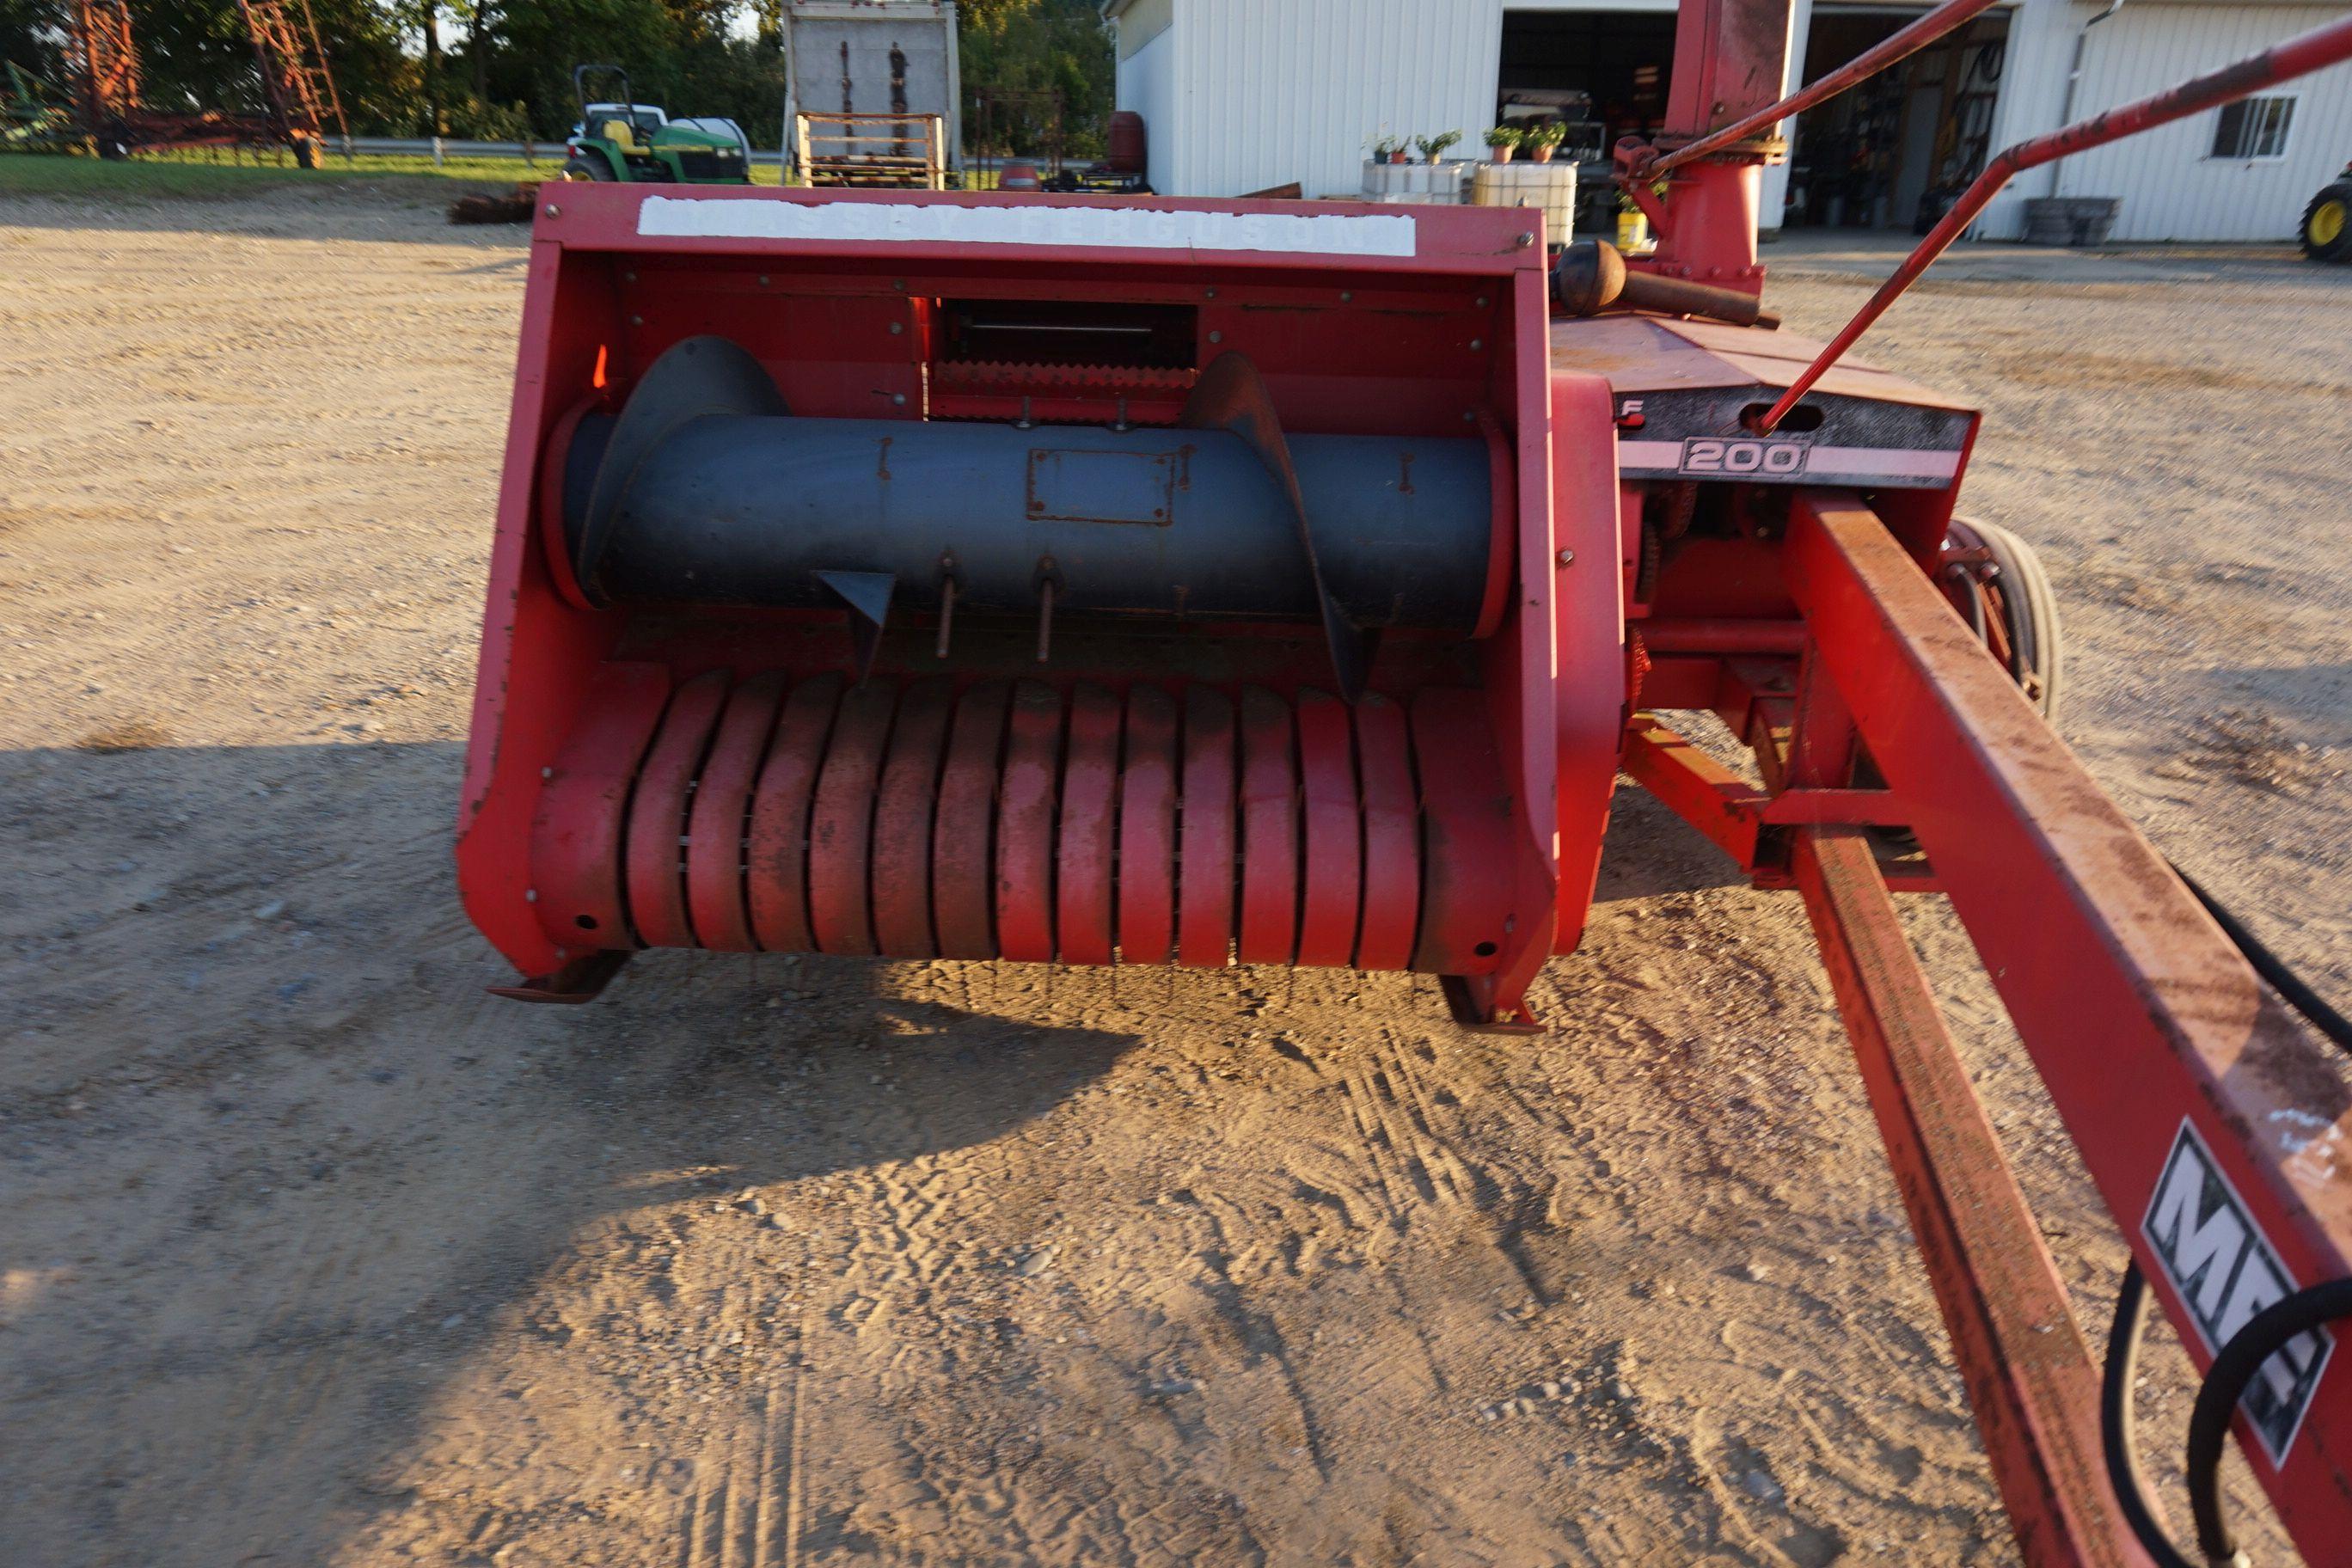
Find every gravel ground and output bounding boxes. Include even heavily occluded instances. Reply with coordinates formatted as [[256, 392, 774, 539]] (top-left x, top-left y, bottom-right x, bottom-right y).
[[3, 187, 2348, 1567]]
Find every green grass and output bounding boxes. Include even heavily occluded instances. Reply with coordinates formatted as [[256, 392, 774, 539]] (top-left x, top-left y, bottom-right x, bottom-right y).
[[0, 149, 789, 200]]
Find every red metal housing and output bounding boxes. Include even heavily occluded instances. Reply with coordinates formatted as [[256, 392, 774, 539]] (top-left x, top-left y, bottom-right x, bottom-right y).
[[459, 187, 1605, 1027]]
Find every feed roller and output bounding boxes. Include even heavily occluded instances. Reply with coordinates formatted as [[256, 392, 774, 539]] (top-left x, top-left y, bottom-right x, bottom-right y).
[[524, 668, 1517, 980]]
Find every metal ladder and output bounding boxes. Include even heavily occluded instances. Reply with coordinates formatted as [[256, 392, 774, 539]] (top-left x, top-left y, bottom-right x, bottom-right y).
[[237, 0, 348, 157]]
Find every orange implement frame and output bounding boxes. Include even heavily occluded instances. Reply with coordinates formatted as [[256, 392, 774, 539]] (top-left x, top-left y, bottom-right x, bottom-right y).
[[66, 0, 342, 161], [237, 0, 348, 157]]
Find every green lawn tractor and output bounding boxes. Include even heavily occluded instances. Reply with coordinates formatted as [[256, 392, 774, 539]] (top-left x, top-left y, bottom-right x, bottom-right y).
[[560, 64, 751, 187], [2, 60, 70, 150], [2304, 161, 2350, 262]]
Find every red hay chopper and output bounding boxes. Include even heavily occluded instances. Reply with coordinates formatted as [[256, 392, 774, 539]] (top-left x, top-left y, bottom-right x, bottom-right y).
[[458, 2, 2352, 1560]]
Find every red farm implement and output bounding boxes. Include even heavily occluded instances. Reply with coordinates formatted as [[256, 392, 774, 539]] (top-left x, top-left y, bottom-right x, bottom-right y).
[[458, 3, 2352, 1561]]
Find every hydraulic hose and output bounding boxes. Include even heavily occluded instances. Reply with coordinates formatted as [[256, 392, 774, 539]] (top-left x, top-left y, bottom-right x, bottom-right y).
[[2100, 865, 2352, 1567], [2171, 865, 2352, 1054]]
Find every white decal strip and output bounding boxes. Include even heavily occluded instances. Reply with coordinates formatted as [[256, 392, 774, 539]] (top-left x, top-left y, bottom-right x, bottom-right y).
[[1804, 446, 1962, 480], [636, 196, 1419, 258]]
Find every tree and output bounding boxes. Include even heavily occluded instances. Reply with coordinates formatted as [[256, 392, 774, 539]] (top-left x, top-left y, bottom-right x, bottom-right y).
[[417, 1, 444, 132], [6, 1, 1111, 156], [0, 2, 415, 134], [473, 0, 781, 144], [959, 0, 1113, 160], [0, 1, 65, 86]]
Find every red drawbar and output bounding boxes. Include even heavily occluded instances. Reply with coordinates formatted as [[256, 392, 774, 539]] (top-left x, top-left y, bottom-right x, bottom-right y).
[[871, 677, 954, 959], [746, 672, 844, 953], [1116, 684, 1179, 965]]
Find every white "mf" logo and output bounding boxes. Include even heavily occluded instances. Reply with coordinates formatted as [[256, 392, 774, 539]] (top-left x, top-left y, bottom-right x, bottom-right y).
[[2142, 1118, 2335, 1464]]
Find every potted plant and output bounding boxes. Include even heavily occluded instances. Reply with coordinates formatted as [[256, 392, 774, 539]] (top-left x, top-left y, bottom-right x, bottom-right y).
[[1525, 120, 1567, 164], [1483, 125, 1522, 165], [1415, 131, 1461, 165], [1369, 134, 1406, 165]]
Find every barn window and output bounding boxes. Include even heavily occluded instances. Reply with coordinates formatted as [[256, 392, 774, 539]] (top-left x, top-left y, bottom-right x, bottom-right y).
[[2208, 96, 2295, 161]]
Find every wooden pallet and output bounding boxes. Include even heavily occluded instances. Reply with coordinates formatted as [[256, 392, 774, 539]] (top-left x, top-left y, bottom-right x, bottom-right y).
[[795, 112, 946, 190]]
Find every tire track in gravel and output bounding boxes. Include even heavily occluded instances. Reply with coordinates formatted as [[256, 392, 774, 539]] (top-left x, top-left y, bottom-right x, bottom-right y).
[[676, 1291, 811, 1568]]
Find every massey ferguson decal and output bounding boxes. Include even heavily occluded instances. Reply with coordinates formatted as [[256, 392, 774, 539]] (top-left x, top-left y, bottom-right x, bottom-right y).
[[2142, 1118, 2336, 1464]]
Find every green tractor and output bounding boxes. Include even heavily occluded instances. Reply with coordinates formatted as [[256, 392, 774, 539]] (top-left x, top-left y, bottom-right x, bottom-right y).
[[2, 60, 69, 150], [2303, 161, 2351, 263], [560, 64, 751, 186]]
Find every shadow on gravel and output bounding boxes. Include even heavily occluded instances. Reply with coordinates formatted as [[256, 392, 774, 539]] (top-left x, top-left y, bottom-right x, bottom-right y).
[[1590, 783, 1751, 903], [0, 729, 1762, 1564], [0, 736, 1139, 1565], [0, 183, 533, 248]]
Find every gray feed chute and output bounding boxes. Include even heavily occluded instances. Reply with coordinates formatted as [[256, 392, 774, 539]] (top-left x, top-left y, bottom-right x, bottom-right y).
[[563, 337, 1496, 635]]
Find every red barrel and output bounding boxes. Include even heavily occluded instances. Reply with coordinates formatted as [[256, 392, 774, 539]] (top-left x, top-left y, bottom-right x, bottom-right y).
[[1106, 111, 1146, 175]]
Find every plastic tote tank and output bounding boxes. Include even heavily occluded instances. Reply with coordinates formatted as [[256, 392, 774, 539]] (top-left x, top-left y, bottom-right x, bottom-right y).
[[1362, 160, 1471, 206], [1471, 162, 1578, 248]]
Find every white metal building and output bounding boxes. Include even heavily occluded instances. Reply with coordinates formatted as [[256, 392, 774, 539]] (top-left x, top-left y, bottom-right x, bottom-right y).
[[1103, 0, 2352, 242]]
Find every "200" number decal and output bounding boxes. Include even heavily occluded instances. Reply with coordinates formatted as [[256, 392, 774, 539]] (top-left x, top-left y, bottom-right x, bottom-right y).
[[1680, 438, 1809, 477]]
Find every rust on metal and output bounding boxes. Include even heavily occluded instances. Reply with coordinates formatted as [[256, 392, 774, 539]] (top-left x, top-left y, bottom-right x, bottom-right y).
[[1622, 715, 1764, 867]]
